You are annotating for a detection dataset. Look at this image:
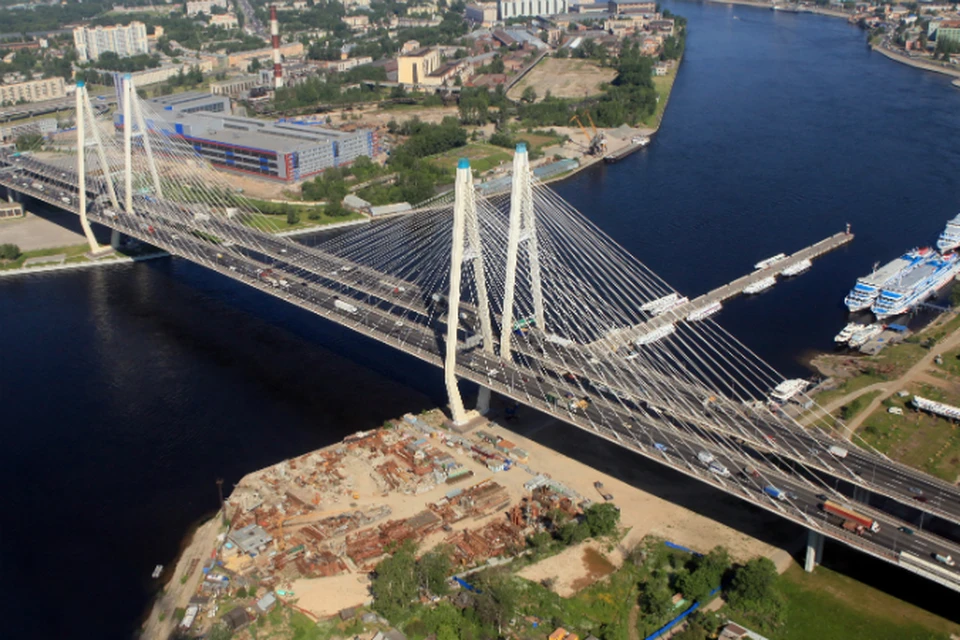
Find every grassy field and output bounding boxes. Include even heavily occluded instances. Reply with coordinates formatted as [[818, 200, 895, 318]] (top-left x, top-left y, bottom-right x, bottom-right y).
[[641, 63, 680, 128], [515, 130, 564, 154], [764, 564, 960, 640], [858, 383, 960, 481], [813, 372, 887, 407], [429, 143, 513, 174], [0, 243, 90, 270], [838, 389, 883, 421]]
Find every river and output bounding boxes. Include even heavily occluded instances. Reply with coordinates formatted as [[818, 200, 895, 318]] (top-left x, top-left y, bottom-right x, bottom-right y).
[[1, 3, 959, 638]]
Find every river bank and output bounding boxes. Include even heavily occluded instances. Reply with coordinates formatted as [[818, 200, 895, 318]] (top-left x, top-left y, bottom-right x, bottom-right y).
[[871, 43, 960, 79]]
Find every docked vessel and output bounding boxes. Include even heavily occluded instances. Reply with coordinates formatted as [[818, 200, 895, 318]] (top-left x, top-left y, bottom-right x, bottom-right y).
[[872, 252, 960, 319], [771, 379, 808, 403], [754, 253, 787, 270], [686, 301, 722, 322], [743, 276, 776, 295], [834, 322, 863, 344], [938, 213, 960, 253], [152, 565, 163, 579], [848, 323, 884, 348], [843, 248, 929, 312], [604, 136, 651, 163], [635, 322, 676, 345], [651, 295, 689, 316], [641, 292, 681, 314], [781, 258, 812, 277]]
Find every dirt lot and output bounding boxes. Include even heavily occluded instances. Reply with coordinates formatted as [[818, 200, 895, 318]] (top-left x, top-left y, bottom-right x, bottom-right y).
[[0, 210, 106, 250], [508, 58, 617, 102]]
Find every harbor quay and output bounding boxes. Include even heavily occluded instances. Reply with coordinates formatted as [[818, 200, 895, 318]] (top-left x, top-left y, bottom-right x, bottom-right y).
[[595, 229, 855, 348]]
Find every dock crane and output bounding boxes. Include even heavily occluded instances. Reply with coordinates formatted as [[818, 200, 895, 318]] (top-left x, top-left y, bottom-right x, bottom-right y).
[[569, 112, 606, 155]]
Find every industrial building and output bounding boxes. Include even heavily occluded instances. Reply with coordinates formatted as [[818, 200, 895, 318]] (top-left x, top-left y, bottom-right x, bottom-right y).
[[73, 21, 149, 62], [123, 92, 377, 182], [498, 0, 568, 19]]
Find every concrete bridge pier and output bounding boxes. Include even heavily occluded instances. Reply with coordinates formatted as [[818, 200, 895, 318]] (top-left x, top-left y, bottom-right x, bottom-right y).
[[110, 229, 122, 249], [805, 529, 825, 572], [476, 386, 491, 415]]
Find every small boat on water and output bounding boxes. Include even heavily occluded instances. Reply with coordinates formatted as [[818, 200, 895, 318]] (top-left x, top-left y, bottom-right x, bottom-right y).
[[781, 258, 812, 277], [686, 301, 722, 322], [641, 292, 681, 314], [848, 323, 884, 348], [754, 253, 787, 270], [635, 322, 676, 346], [743, 276, 776, 295], [152, 565, 163, 579], [834, 322, 863, 344]]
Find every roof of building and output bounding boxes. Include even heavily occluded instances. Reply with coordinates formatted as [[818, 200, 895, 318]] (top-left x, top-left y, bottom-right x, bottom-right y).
[[147, 91, 226, 112], [229, 523, 274, 554], [223, 607, 250, 630], [369, 202, 412, 216], [160, 111, 369, 154], [256, 592, 277, 612]]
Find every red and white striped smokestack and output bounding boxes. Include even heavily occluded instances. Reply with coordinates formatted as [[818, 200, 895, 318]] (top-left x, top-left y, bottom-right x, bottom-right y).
[[271, 5, 283, 89]]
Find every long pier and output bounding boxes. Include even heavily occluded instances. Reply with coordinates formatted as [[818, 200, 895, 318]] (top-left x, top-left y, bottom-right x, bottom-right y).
[[593, 230, 854, 348]]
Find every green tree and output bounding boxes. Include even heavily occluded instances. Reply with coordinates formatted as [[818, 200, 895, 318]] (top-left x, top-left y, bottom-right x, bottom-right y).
[[0, 244, 21, 260], [286, 209, 301, 225], [583, 502, 620, 537], [207, 623, 234, 640], [521, 85, 537, 103], [417, 546, 452, 597], [639, 575, 674, 622], [471, 568, 518, 636], [420, 601, 463, 640], [558, 521, 590, 545], [15, 133, 42, 151], [371, 542, 419, 621], [726, 557, 778, 609]]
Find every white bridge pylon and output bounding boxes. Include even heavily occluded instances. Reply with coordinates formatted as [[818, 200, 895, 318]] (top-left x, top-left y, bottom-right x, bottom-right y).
[[75, 75, 162, 253], [444, 147, 545, 425]]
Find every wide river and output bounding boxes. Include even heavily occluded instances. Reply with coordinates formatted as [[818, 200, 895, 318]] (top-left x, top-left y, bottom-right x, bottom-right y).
[[2, 2, 959, 637]]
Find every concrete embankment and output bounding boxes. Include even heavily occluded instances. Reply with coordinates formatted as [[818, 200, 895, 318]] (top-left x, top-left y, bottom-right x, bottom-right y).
[[871, 45, 960, 79], [0, 251, 169, 278]]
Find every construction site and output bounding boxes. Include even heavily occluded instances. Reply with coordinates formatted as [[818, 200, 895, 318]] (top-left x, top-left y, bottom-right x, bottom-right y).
[[170, 409, 595, 635]]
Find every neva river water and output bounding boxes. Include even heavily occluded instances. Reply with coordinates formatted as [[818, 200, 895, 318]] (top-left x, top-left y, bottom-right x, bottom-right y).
[[2, 3, 960, 638]]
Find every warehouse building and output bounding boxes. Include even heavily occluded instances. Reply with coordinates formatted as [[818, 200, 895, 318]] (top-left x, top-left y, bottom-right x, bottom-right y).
[[121, 92, 377, 181]]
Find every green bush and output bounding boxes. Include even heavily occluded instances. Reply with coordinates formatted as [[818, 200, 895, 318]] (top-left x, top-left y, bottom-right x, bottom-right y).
[[0, 244, 21, 260]]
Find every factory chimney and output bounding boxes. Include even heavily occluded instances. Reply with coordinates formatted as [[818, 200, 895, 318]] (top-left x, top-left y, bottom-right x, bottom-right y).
[[271, 5, 283, 89]]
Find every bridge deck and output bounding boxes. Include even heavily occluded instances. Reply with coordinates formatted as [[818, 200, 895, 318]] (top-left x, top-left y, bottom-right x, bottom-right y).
[[593, 231, 854, 349]]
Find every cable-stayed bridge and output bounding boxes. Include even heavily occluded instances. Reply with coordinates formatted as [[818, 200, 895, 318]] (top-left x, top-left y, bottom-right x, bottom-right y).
[[4, 77, 960, 591]]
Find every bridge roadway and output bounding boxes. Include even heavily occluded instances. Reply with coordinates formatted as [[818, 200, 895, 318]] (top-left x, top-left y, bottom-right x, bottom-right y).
[[592, 232, 855, 349], [6, 157, 960, 534], [6, 159, 960, 528], [7, 176, 960, 591]]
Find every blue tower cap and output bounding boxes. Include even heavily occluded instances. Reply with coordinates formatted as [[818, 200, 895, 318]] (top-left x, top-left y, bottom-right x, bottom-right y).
[[458, 158, 469, 169], [124, 73, 132, 80], [516, 143, 527, 153], [76, 80, 85, 88]]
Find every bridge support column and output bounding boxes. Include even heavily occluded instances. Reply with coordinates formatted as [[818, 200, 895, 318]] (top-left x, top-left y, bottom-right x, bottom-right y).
[[75, 80, 105, 255], [476, 386, 491, 415], [443, 159, 473, 426], [499, 143, 544, 359], [110, 229, 122, 249], [804, 529, 825, 572]]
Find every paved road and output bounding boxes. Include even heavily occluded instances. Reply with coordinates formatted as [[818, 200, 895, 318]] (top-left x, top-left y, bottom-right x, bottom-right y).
[[5, 154, 960, 590]]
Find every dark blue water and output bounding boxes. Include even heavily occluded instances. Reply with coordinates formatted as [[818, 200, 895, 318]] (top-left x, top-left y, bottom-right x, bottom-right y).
[[2, 3, 959, 638], [559, 1, 960, 375]]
